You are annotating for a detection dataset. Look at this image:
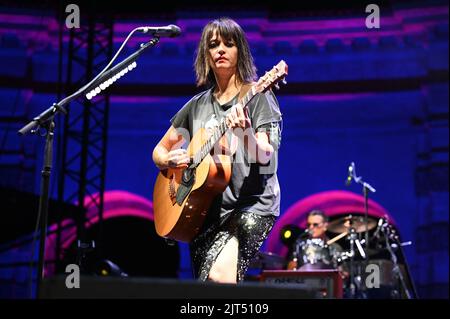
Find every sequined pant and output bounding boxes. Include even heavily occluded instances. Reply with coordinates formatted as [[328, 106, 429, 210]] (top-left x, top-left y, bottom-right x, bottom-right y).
[[189, 211, 276, 282]]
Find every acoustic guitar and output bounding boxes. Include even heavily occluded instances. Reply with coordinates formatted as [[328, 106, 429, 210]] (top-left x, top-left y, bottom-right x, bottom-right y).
[[153, 60, 288, 242]]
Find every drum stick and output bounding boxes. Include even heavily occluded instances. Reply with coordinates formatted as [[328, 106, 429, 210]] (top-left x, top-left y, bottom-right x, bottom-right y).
[[327, 231, 348, 245]]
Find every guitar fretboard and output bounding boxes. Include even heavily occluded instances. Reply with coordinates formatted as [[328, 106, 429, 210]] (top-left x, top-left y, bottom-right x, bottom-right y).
[[192, 85, 256, 165]]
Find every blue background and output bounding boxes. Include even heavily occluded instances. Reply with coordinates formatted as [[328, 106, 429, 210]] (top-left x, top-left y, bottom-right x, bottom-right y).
[[0, 1, 448, 298]]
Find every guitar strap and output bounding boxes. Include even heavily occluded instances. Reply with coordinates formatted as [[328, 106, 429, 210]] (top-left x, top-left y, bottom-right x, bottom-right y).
[[175, 84, 254, 206], [238, 83, 254, 101]]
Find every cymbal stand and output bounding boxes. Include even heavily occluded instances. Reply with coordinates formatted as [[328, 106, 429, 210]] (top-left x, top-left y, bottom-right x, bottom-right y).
[[382, 224, 414, 299], [346, 162, 376, 250], [347, 227, 360, 298], [346, 225, 369, 298]]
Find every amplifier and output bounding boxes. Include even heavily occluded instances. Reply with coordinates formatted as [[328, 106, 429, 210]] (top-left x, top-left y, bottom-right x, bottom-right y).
[[260, 270, 343, 299]]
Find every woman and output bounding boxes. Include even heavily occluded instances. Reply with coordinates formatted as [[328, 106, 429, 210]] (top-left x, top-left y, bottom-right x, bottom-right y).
[[152, 17, 282, 283]]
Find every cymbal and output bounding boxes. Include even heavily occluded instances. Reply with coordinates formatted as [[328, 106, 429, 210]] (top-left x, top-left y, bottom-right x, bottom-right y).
[[327, 215, 377, 234]]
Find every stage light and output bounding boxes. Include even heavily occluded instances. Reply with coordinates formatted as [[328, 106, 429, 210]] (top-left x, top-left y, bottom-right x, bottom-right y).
[[84, 61, 138, 100], [283, 229, 292, 239], [280, 224, 302, 246]]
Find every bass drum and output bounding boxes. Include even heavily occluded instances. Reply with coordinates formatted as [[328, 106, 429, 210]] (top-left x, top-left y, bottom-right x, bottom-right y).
[[354, 259, 409, 299]]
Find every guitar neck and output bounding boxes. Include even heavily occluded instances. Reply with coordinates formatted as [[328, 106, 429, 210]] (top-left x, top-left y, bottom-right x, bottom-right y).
[[192, 86, 257, 164]]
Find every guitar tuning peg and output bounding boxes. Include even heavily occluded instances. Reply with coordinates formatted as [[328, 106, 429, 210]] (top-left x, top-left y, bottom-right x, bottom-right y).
[[282, 79, 287, 85], [274, 83, 280, 90]]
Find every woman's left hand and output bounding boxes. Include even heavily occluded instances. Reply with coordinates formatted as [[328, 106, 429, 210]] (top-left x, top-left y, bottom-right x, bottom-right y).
[[225, 103, 251, 130]]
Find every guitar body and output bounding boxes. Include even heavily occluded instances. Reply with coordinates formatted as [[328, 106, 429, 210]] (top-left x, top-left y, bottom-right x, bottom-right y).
[[153, 127, 232, 242]]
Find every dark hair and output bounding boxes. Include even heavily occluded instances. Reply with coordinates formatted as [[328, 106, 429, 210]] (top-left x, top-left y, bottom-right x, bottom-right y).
[[194, 17, 257, 88], [308, 210, 329, 223]]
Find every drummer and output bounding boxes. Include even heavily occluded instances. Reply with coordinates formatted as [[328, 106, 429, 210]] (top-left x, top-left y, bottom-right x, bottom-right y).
[[287, 210, 346, 273]]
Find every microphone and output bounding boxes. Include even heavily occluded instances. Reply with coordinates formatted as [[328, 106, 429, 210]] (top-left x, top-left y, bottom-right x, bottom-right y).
[[299, 228, 312, 238], [345, 162, 354, 186], [137, 24, 181, 37]]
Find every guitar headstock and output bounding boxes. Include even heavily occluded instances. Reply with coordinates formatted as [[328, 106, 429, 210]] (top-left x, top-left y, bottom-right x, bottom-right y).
[[255, 60, 288, 94]]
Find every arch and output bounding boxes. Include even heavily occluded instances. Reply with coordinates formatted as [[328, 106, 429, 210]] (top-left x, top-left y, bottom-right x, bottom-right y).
[[44, 190, 155, 275]]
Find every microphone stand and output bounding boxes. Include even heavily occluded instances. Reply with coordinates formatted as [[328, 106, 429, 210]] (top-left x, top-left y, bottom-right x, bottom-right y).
[[383, 226, 412, 299], [18, 36, 160, 298], [346, 162, 376, 252], [394, 240, 418, 298], [382, 224, 417, 299], [345, 162, 375, 299], [347, 227, 356, 298], [345, 222, 367, 298]]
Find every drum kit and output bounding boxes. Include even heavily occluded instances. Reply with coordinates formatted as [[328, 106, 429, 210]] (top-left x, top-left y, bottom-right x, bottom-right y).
[[252, 162, 417, 298], [254, 214, 416, 298]]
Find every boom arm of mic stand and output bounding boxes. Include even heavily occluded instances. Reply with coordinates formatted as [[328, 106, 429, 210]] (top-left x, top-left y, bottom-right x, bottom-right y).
[[17, 34, 160, 299], [18, 37, 159, 136], [357, 178, 376, 252], [362, 181, 376, 193], [84, 37, 160, 95], [18, 103, 67, 136]]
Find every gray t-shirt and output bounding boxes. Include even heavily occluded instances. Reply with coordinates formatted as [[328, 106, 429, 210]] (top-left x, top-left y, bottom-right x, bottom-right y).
[[170, 87, 282, 218]]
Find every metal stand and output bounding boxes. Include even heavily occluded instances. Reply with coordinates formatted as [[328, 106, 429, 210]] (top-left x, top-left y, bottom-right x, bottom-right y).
[[346, 162, 376, 250], [382, 223, 415, 299], [35, 119, 56, 296], [345, 224, 367, 298], [18, 35, 161, 298], [348, 227, 356, 298], [345, 162, 376, 298]]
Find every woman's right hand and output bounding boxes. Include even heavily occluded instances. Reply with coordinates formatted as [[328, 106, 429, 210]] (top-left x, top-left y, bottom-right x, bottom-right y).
[[166, 149, 190, 168]]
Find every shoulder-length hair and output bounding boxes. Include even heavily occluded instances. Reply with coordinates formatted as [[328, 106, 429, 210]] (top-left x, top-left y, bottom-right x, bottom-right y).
[[194, 17, 257, 88]]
